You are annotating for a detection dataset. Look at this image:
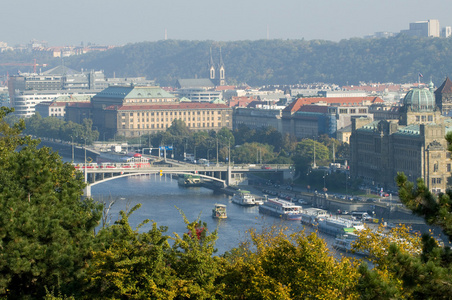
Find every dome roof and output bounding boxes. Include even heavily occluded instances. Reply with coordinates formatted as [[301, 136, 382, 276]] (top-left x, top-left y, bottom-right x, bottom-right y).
[[402, 87, 435, 112]]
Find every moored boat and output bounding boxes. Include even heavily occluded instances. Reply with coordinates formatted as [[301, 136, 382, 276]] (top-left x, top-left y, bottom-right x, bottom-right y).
[[212, 204, 227, 219], [333, 233, 368, 256], [258, 198, 303, 221], [316, 217, 364, 236], [231, 190, 259, 206], [178, 174, 202, 187], [300, 208, 329, 225]]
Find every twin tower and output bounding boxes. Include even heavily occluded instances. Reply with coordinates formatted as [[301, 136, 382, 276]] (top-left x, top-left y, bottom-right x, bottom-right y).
[[209, 47, 226, 86]]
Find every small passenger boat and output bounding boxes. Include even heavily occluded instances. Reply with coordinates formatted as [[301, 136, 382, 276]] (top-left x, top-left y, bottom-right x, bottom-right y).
[[231, 190, 259, 206], [258, 198, 302, 220], [212, 204, 227, 219]]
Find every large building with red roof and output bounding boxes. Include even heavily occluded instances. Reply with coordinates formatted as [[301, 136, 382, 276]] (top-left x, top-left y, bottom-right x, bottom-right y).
[[280, 96, 380, 139], [85, 86, 232, 138]]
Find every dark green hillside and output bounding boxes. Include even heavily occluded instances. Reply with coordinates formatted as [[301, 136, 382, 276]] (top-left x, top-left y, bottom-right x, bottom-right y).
[[2, 36, 452, 86]]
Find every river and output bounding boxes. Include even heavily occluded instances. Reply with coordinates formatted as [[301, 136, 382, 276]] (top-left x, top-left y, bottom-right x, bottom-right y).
[[90, 174, 340, 255]]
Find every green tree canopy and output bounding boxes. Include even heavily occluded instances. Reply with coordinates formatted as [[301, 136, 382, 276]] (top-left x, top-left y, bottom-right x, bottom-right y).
[[292, 139, 329, 174], [0, 107, 103, 298]]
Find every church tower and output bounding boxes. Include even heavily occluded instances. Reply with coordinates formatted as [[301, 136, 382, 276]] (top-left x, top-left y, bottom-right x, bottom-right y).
[[209, 47, 216, 82], [218, 47, 226, 86], [208, 46, 226, 86]]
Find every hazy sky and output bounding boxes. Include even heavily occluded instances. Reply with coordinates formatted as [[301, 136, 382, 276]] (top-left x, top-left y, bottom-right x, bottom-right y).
[[3, 0, 452, 46]]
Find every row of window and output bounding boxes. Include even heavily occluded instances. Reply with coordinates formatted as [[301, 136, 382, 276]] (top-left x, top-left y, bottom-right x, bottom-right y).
[[125, 122, 220, 129], [432, 178, 442, 185], [123, 110, 223, 117], [124, 98, 174, 103], [415, 115, 433, 122], [127, 116, 221, 123], [339, 108, 367, 114]]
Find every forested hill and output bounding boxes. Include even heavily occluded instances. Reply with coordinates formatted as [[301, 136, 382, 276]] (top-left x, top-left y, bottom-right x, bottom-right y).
[[3, 35, 452, 87]]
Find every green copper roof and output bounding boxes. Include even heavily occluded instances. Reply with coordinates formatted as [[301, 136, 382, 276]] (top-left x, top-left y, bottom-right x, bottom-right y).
[[402, 87, 435, 112], [395, 124, 420, 135], [179, 97, 192, 102], [95, 85, 176, 99], [360, 120, 380, 131]]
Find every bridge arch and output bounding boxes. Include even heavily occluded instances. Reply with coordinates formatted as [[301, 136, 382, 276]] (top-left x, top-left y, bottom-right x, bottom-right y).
[[84, 170, 227, 197]]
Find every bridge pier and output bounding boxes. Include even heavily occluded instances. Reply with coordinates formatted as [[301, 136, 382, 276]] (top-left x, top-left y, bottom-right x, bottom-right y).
[[84, 185, 91, 198]]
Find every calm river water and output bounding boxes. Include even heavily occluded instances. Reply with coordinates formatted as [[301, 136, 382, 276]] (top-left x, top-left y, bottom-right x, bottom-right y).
[[90, 174, 338, 255]]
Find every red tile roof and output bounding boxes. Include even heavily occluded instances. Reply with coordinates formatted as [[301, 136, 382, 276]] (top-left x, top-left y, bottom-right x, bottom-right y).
[[435, 77, 452, 94], [298, 105, 329, 113], [67, 102, 92, 108], [215, 86, 236, 91], [284, 96, 383, 113], [106, 102, 230, 111]]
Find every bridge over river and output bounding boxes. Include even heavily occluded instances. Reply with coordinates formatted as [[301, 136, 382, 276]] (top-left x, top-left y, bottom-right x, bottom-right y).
[[80, 163, 294, 197]]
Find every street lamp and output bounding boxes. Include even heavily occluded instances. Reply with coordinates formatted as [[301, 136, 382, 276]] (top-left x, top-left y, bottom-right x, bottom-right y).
[[71, 136, 74, 162], [323, 171, 328, 193], [216, 138, 219, 166], [228, 138, 231, 167], [83, 138, 87, 184], [345, 173, 350, 200]]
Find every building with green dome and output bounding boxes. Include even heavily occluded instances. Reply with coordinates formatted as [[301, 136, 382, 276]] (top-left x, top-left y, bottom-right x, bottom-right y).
[[350, 83, 452, 194]]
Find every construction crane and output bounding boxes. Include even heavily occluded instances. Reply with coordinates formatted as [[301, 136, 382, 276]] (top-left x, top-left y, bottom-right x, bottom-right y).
[[0, 59, 48, 73]]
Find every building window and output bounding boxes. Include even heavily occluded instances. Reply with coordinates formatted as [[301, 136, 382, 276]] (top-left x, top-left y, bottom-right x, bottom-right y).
[[428, 115, 433, 122], [416, 116, 420, 122], [448, 164, 451, 172]]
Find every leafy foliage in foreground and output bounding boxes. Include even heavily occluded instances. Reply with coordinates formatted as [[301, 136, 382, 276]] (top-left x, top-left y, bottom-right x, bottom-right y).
[[0, 107, 103, 298], [352, 173, 452, 299], [219, 226, 360, 299]]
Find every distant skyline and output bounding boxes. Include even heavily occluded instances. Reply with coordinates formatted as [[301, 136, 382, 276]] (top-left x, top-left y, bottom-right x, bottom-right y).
[[2, 0, 452, 47]]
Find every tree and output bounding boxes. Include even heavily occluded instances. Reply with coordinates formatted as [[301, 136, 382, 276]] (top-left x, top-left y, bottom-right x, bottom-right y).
[[292, 139, 329, 175], [23, 116, 99, 145], [167, 119, 190, 137], [0, 107, 103, 298], [84, 205, 178, 299], [232, 142, 275, 164], [353, 172, 452, 298], [219, 226, 359, 299]]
